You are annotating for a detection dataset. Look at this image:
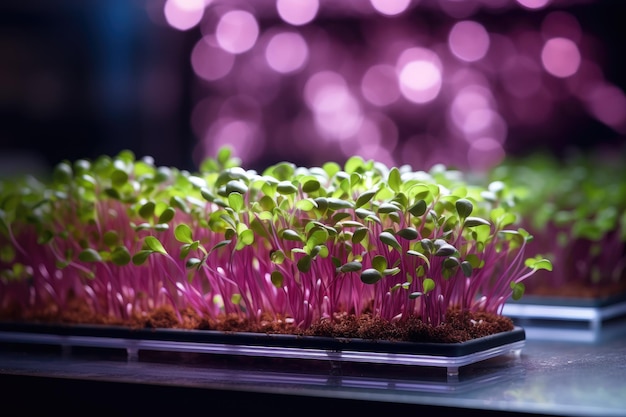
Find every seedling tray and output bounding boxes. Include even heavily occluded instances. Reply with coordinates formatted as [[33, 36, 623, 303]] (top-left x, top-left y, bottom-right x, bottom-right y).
[[0, 321, 525, 377], [502, 293, 626, 332]]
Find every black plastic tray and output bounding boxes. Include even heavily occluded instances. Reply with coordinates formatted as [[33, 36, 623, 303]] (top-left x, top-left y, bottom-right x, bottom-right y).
[[503, 293, 626, 332], [0, 321, 525, 377]]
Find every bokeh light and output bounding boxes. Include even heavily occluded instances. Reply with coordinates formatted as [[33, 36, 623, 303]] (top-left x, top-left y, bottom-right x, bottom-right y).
[[361, 64, 401, 107], [516, 0, 551, 10], [397, 47, 443, 104], [164, 0, 205, 31], [215, 10, 259, 54], [265, 30, 309, 74], [541, 37, 581, 78], [448, 21, 490, 62], [370, 0, 412, 16], [304, 71, 363, 140], [191, 36, 235, 80], [170, 0, 626, 171], [584, 83, 626, 133], [7, 0, 622, 176], [277, 0, 319, 26]]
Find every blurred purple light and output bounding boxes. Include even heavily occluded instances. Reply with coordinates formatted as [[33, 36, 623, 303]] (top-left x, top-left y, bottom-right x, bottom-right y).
[[191, 36, 235, 80], [500, 55, 542, 99], [265, 31, 309, 73], [156, 0, 625, 170], [541, 37, 581, 78], [516, 0, 550, 10], [200, 117, 264, 162], [397, 47, 443, 104], [277, 0, 319, 26], [585, 83, 626, 133], [370, 0, 412, 16], [339, 116, 397, 166], [438, 0, 480, 19], [467, 137, 505, 171], [215, 10, 259, 54], [304, 71, 363, 140], [450, 85, 493, 132], [164, 0, 205, 31], [361, 64, 401, 107], [448, 21, 490, 62]]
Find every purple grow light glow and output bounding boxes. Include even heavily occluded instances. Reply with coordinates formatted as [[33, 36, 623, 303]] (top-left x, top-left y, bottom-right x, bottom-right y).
[[215, 10, 259, 54], [265, 31, 309, 74], [448, 20, 490, 63], [541, 37, 581, 78], [164, 0, 205, 31], [370, 0, 412, 17], [277, 0, 319, 26], [57, 0, 626, 173], [3, 0, 622, 182], [191, 36, 236, 81]]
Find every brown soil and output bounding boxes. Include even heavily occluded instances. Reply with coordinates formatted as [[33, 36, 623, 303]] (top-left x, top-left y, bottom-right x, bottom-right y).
[[11, 279, 623, 343], [1, 299, 515, 344]]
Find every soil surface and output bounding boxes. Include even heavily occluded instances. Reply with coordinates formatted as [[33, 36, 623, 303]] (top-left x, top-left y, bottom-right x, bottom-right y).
[[7, 281, 623, 343], [1, 299, 515, 344]]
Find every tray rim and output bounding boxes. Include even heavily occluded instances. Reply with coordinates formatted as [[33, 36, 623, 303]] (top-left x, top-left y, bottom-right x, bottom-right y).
[[0, 321, 525, 376], [0, 320, 525, 357]]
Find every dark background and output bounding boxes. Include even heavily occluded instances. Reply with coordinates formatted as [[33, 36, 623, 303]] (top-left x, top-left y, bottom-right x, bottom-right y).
[[1, 0, 624, 176], [0, 0, 195, 176]]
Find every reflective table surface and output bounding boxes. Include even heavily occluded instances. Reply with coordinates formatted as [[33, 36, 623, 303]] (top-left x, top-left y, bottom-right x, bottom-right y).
[[1, 317, 626, 416]]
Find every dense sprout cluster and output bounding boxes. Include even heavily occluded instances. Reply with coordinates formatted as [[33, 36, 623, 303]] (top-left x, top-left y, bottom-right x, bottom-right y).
[[0, 148, 550, 329], [488, 148, 626, 296]]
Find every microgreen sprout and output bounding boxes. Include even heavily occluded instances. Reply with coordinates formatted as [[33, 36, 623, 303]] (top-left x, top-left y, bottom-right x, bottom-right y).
[[487, 148, 626, 297], [0, 148, 551, 331]]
